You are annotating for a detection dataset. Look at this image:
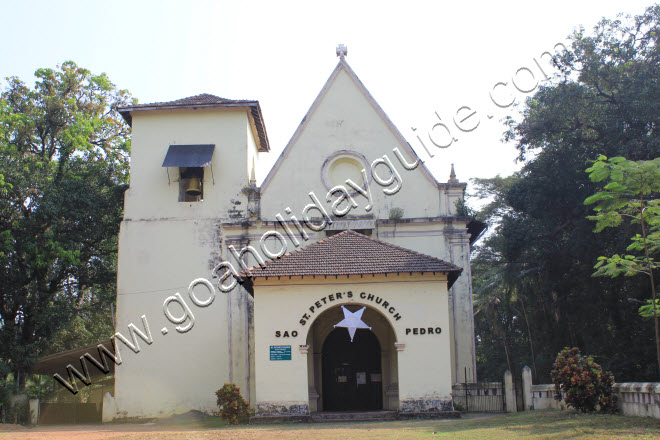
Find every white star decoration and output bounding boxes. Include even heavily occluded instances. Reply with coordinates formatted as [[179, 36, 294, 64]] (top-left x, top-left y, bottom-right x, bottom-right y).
[[334, 306, 372, 342]]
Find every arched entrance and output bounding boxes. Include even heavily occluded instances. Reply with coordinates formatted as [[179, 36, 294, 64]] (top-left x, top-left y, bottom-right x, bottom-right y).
[[306, 303, 399, 412], [322, 327, 382, 411]]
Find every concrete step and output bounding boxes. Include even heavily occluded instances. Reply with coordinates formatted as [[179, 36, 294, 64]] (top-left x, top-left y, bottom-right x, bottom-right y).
[[311, 411, 398, 422]]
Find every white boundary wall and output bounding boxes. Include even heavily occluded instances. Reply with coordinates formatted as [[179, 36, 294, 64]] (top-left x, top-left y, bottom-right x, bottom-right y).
[[521, 368, 660, 418], [614, 383, 660, 418]]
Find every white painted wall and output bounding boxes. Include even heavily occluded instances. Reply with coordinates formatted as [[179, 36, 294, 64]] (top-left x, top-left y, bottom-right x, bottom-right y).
[[247, 119, 259, 181], [252, 274, 453, 414], [260, 67, 442, 221], [115, 107, 256, 418], [114, 218, 232, 417], [124, 108, 252, 221]]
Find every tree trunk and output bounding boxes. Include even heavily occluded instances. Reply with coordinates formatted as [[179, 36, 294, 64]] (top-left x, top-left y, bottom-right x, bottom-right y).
[[503, 336, 512, 374], [502, 313, 513, 373], [13, 367, 27, 393], [640, 206, 660, 379], [519, 296, 539, 382]]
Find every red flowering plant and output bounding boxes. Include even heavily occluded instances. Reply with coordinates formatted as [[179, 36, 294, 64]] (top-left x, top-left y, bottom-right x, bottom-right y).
[[551, 347, 618, 413], [215, 383, 250, 425]]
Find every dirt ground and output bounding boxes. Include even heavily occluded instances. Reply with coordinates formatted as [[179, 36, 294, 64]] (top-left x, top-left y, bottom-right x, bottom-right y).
[[2, 412, 659, 440], [2, 421, 421, 440], [0, 415, 502, 440]]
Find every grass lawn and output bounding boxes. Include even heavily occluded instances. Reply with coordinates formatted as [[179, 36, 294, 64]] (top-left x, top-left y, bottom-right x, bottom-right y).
[[422, 410, 660, 439], [1, 410, 659, 440]]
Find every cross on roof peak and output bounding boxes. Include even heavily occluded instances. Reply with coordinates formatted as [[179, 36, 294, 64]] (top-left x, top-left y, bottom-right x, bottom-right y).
[[336, 44, 348, 59]]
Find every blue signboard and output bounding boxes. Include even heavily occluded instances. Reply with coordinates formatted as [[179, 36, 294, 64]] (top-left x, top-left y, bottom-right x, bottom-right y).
[[270, 345, 292, 361]]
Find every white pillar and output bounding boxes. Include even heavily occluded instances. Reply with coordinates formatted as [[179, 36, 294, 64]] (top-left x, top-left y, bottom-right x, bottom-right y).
[[28, 399, 39, 425], [522, 366, 533, 411], [504, 370, 517, 413]]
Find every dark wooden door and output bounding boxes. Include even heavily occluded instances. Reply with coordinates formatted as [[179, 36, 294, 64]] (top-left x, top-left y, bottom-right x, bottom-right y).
[[322, 327, 382, 411]]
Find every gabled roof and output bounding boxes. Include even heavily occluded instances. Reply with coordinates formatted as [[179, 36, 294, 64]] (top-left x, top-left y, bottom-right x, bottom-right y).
[[260, 58, 441, 192], [237, 230, 463, 287], [117, 93, 270, 152]]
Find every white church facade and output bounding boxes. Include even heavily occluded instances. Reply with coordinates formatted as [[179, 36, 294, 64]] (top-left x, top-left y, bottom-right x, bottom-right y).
[[109, 49, 478, 421]]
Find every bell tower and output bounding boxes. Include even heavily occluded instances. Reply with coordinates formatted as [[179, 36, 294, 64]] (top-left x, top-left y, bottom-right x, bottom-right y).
[[112, 94, 269, 417], [117, 93, 269, 220]]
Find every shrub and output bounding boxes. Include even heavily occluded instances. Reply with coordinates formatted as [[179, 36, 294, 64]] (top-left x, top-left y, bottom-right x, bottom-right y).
[[215, 383, 249, 425], [389, 207, 404, 221], [551, 347, 617, 413]]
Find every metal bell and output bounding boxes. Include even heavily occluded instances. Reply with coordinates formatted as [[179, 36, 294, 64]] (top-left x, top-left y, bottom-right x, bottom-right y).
[[185, 177, 202, 196]]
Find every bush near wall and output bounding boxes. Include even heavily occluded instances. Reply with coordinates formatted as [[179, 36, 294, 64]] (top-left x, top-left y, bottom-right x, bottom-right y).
[[551, 347, 617, 413], [215, 383, 249, 425]]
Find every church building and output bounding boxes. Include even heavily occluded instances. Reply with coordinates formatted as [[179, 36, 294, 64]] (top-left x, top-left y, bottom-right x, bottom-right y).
[[109, 46, 478, 421]]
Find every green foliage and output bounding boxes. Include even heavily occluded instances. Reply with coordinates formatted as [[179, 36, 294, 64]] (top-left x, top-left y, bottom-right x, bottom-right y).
[[215, 383, 249, 425], [473, 6, 660, 383], [585, 156, 659, 284], [469, 175, 519, 225], [639, 299, 660, 318], [551, 347, 617, 414], [584, 155, 659, 374], [585, 155, 660, 231], [592, 253, 657, 278], [9, 399, 29, 425], [454, 197, 476, 218], [0, 61, 133, 386], [0, 362, 13, 422], [388, 207, 404, 221], [24, 376, 52, 401], [240, 184, 258, 196]]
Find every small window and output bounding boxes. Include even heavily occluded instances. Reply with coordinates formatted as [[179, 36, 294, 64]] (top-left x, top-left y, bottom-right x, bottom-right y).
[[179, 167, 204, 202]]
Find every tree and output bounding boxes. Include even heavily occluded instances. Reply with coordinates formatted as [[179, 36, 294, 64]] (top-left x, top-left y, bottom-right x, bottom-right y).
[[585, 156, 660, 376], [0, 62, 133, 389], [471, 175, 546, 382], [472, 5, 660, 382]]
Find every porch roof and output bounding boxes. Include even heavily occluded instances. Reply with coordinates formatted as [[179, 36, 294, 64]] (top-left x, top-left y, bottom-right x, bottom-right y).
[[237, 230, 463, 287]]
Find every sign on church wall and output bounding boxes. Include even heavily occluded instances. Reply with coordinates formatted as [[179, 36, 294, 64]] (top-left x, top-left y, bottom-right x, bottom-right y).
[[269, 345, 292, 361]]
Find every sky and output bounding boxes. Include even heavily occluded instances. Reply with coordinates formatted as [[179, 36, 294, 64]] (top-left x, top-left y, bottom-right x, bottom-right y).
[[0, 0, 654, 194]]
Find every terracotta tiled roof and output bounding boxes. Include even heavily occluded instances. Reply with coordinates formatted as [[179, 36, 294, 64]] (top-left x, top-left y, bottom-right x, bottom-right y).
[[123, 93, 255, 109], [117, 94, 270, 151], [237, 230, 463, 287]]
